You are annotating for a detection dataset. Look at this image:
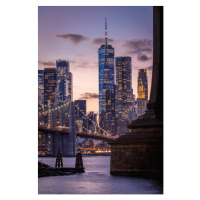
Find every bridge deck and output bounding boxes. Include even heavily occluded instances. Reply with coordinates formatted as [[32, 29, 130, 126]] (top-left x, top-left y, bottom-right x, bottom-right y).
[[38, 126, 115, 142]]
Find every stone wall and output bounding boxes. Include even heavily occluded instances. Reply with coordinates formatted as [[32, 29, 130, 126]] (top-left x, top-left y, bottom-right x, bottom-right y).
[[110, 127, 163, 177]]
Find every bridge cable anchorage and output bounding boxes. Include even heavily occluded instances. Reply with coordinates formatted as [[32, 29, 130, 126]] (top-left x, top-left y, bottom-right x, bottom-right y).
[[74, 104, 109, 136]]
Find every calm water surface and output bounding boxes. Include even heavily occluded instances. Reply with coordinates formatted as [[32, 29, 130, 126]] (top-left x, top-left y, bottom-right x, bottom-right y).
[[38, 156, 163, 194]]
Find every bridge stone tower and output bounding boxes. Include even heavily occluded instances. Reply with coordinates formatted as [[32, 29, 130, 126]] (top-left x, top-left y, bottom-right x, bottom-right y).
[[109, 6, 163, 178], [68, 101, 76, 156], [49, 101, 76, 156], [49, 101, 69, 127]]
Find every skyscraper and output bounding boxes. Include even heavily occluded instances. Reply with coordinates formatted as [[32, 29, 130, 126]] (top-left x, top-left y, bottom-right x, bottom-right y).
[[115, 57, 133, 121], [75, 100, 86, 118], [38, 70, 44, 125], [75, 100, 87, 131], [98, 17, 115, 126], [138, 69, 148, 100], [56, 59, 72, 102], [44, 68, 57, 124], [38, 70, 44, 106], [137, 69, 148, 117]]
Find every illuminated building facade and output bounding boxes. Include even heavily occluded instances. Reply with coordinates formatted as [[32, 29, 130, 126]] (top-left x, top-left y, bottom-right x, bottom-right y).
[[98, 18, 115, 130], [115, 57, 133, 120], [87, 112, 97, 133], [75, 100, 87, 130], [44, 68, 57, 124], [137, 69, 148, 117], [56, 60, 72, 102], [38, 70, 44, 106], [75, 100, 86, 118], [138, 69, 148, 100]]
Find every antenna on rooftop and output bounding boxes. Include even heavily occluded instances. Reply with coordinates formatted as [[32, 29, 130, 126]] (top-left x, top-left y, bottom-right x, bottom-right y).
[[105, 17, 107, 46]]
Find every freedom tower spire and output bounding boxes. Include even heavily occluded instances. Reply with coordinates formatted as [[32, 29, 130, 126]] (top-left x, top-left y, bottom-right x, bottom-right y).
[[98, 17, 115, 134], [105, 17, 107, 46]]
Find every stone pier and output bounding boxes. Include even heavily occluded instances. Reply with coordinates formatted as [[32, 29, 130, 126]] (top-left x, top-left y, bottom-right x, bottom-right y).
[[109, 6, 163, 178]]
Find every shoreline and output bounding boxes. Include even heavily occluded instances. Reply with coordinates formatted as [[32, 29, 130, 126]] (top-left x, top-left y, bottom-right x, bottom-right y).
[[38, 154, 111, 158], [38, 162, 84, 178]]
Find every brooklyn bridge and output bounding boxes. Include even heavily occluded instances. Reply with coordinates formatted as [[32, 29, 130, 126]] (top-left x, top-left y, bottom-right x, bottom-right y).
[[38, 100, 116, 157]]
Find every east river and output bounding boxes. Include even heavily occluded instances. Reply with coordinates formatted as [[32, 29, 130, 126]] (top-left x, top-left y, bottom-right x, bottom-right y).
[[38, 156, 163, 194]]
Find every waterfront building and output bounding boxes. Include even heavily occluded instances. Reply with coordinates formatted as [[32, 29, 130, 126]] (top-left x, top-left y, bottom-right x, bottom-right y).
[[98, 17, 115, 130], [137, 69, 148, 117], [44, 68, 57, 124], [56, 59, 72, 102]]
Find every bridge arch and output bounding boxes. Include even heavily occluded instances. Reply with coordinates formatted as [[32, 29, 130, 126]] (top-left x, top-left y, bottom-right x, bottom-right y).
[[49, 101, 70, 127]]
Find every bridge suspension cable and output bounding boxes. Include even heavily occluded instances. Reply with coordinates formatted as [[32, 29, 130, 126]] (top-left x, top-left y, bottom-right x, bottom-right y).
[[74, 104, 110, 136], [38, 101, 70, 115], [38, 101, 110, 136]]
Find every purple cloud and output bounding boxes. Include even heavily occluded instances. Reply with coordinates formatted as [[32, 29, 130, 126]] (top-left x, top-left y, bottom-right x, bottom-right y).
[[137, 53, 152, 61], [124, 39, 153, 54], [79, 93, 99, 100], [92, 38, 114, 45], [54, 33, 87, 44], [38, 60, 56, 67]]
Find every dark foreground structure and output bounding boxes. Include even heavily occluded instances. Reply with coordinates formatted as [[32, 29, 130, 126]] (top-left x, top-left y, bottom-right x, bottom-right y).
[[109, 6, 163, 179], [75, 149, 84, 172], [38, 149, 84, 178]]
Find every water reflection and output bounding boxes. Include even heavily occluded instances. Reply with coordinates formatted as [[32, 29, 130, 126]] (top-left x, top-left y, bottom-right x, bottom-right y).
[[38, 156, 163, 194]]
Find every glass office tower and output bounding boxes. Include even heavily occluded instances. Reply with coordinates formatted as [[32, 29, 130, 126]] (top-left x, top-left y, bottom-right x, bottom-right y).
[[115, 57, 133, 120], [38, 70, 44, 125], [98, 18, 115, 122], [44, 68, 57, 108], [75, 100, 86, 118], [56, 59, 72, 102], [99, 44, 114, 117], [43, 68, 57, 124], [38, 70, 44, 106]]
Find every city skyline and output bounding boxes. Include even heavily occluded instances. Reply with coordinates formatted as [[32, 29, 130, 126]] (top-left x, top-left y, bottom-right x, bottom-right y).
[[38, 6, 153, 114]]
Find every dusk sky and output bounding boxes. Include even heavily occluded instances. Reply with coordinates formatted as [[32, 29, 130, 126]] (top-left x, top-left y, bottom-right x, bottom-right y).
[[38, 6, 153, 114]]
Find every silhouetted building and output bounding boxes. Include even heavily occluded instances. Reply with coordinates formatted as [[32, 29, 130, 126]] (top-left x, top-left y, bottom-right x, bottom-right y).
[[56, 59, 72, 102]]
